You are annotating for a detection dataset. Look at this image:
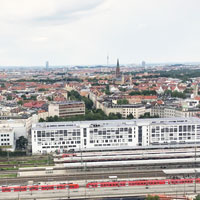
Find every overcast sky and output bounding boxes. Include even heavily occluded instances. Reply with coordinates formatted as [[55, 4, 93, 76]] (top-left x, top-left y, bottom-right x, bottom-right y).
[[0, 0, 200, 66]]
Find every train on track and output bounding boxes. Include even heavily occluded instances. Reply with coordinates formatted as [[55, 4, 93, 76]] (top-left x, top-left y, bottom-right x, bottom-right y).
[[0, 183, 79, 192], [1, 177, 200, 193], [55, 148, 200, 158], [62, 157, 200, 168], [55, 152, 200, 163]]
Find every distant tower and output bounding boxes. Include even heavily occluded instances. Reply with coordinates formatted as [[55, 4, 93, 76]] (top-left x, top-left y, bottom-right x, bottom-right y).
[[46, 61, 49, 70], [142, 61, 146, 68], [107, 54, 109, 66], [116, 59, 120, 78]]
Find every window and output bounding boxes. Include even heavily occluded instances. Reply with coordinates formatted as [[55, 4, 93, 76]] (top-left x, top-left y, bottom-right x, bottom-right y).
[[37, 131, 41, 137], [84, 128, 87, 137]]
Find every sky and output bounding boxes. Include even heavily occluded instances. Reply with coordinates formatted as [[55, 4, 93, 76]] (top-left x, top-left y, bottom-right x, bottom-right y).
[[0, 0, 200, 66]]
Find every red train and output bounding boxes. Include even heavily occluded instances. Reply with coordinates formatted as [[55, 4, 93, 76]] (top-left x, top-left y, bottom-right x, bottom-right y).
[[86, 178, 198, 188], [1, 178, 200, 193], [0, 183, 79, 192]]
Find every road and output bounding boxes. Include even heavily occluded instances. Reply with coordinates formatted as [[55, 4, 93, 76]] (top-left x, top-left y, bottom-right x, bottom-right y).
[[0, 183, 199, 200]]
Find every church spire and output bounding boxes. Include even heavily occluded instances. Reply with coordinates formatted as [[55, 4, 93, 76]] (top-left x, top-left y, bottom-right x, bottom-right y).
[[117, 58, 119, 67], [116, 58, 120, 78]]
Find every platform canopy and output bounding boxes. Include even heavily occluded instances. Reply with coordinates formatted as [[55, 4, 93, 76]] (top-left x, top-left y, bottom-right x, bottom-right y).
[[163, 168, 200, 175]]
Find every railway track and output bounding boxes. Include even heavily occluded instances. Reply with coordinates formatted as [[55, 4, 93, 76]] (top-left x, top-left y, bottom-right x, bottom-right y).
[[0, 170, 165, 185]]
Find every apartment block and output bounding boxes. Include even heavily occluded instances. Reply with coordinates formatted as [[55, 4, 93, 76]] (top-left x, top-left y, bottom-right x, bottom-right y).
[[48, 101, 85, 118]]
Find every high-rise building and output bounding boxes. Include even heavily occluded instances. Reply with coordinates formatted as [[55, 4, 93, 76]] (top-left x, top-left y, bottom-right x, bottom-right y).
[[107, 54, 109, 66], [142, 61, 146, 68], [116, 59, 120, 78], [46, 61, 49, 70]]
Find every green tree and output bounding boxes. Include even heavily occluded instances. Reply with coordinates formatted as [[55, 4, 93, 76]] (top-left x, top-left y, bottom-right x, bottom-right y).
[[30, 95, 37, 100], [82, 97, 93, 110], [105, 85, 111, 95], [129, 90, 157, 96], [38, 88, 47, 92], [68, 90, 82, 101], [194, 195, 200, 200], [7, 95, 12, 100], [16, 136, 28, 150], [21, 94, 27, 100], [68, 90, 93, 110], [1, 83, 5, 88], [127, 113, 134, 119], [117, 99, 129, 105], [39, 118, 45, 122], [47, 96, 53, 101], [146, 195, 160, 200], [171, 91, 186, 99], [17, 100, 23, 105], [129, 91, 141, 96]]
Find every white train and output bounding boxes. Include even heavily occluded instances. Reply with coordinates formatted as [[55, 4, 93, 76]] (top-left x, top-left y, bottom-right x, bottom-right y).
[[55, 152, 200, 163], [63, 157, 200, 169]]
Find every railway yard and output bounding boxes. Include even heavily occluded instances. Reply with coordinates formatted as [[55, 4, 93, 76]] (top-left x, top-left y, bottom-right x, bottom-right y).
[[1, 146, 200, 199]]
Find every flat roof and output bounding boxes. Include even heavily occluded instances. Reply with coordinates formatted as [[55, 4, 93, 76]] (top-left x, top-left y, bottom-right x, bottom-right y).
[[50, 101, 84, 105], [32, 117, 200, 130]]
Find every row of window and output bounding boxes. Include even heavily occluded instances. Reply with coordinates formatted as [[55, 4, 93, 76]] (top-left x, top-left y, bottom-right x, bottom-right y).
[[1, 139, 9, 141], [152, 125, 196, 133], [37, 132, 81, 137], [38, 140, 81, 146], [152, 133, 196, 137], [0, 134, 10, 137], [42, 145, 77, 149], [0, 143, 10, 146], [90, 139, 132, 143]]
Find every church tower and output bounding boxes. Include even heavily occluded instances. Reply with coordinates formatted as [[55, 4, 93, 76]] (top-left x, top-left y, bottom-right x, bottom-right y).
[[116, 59, 120, 78]]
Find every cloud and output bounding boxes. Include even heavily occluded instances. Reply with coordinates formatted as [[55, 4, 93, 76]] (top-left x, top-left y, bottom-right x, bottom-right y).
[[0, 0, 200, 66], [0, 0, 106, 25], [35, 0, 106, 24]]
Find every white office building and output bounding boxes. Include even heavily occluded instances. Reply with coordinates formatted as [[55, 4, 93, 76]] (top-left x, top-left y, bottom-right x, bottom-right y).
[[31, 117, 200, 154], [0, 127, 15, 151]]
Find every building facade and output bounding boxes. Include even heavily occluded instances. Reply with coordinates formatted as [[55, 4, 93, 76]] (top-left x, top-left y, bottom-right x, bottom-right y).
[[48, 101, 85, 118], [32, 117, 200, 154], [151, 105, 200, 118], [102, 103, 146, 118], [0, 127, 15, 151]]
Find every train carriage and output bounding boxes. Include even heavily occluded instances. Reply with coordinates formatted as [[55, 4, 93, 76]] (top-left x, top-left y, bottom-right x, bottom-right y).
[[28, 185, 39, 191], [69, 184, 79, 189], [40, 185, 55, 190], [1, 187, 11, 192], [56, 184, 67, 190], [13, 186, 27, 192], [168, 178, 194, 184]]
